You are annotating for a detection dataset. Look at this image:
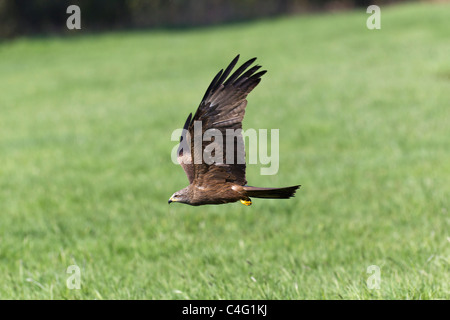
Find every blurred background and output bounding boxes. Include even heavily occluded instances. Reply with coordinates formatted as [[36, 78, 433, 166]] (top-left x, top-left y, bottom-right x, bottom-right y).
[[1, 0, 416, 38], [0, 0, 449, 299]]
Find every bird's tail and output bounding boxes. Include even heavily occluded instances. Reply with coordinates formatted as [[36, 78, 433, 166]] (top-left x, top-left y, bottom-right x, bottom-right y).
[[243, 185, 300, 199]]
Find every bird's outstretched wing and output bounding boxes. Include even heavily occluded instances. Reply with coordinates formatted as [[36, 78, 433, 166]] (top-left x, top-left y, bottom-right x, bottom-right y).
[[178, 55, 266, 186]]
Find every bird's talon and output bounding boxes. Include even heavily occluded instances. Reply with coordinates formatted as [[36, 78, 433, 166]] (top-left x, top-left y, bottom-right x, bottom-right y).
[[240, 199, 252, 206]]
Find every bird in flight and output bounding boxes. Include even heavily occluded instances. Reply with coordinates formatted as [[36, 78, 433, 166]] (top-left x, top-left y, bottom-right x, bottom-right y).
[[169, 55, 300, 206]]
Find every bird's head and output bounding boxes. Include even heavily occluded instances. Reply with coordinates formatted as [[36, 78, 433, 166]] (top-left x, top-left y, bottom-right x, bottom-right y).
[[168, 187, 190, 205]]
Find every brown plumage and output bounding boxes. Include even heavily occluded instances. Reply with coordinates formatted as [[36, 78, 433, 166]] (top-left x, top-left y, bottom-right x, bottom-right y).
[[169, 55, 300, 206]]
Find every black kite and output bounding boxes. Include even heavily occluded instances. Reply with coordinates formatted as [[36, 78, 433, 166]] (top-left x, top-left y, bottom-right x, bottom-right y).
[[169, 55, 300, 206]]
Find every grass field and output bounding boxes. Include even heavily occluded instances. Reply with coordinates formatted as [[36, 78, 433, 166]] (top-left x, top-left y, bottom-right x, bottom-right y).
[[0, 3, 449, 299]]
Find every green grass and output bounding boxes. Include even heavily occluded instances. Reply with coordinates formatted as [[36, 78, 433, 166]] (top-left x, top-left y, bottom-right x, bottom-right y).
[[0, 3, 449, 299]]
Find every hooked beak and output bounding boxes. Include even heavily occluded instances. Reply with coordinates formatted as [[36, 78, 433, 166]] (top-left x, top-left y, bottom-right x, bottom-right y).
[[168, 198, 172, 204]]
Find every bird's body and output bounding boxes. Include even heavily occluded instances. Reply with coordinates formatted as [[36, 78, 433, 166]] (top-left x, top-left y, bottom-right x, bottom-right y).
[[169, 55, 300, 206], [183, 184, 244, 206]]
